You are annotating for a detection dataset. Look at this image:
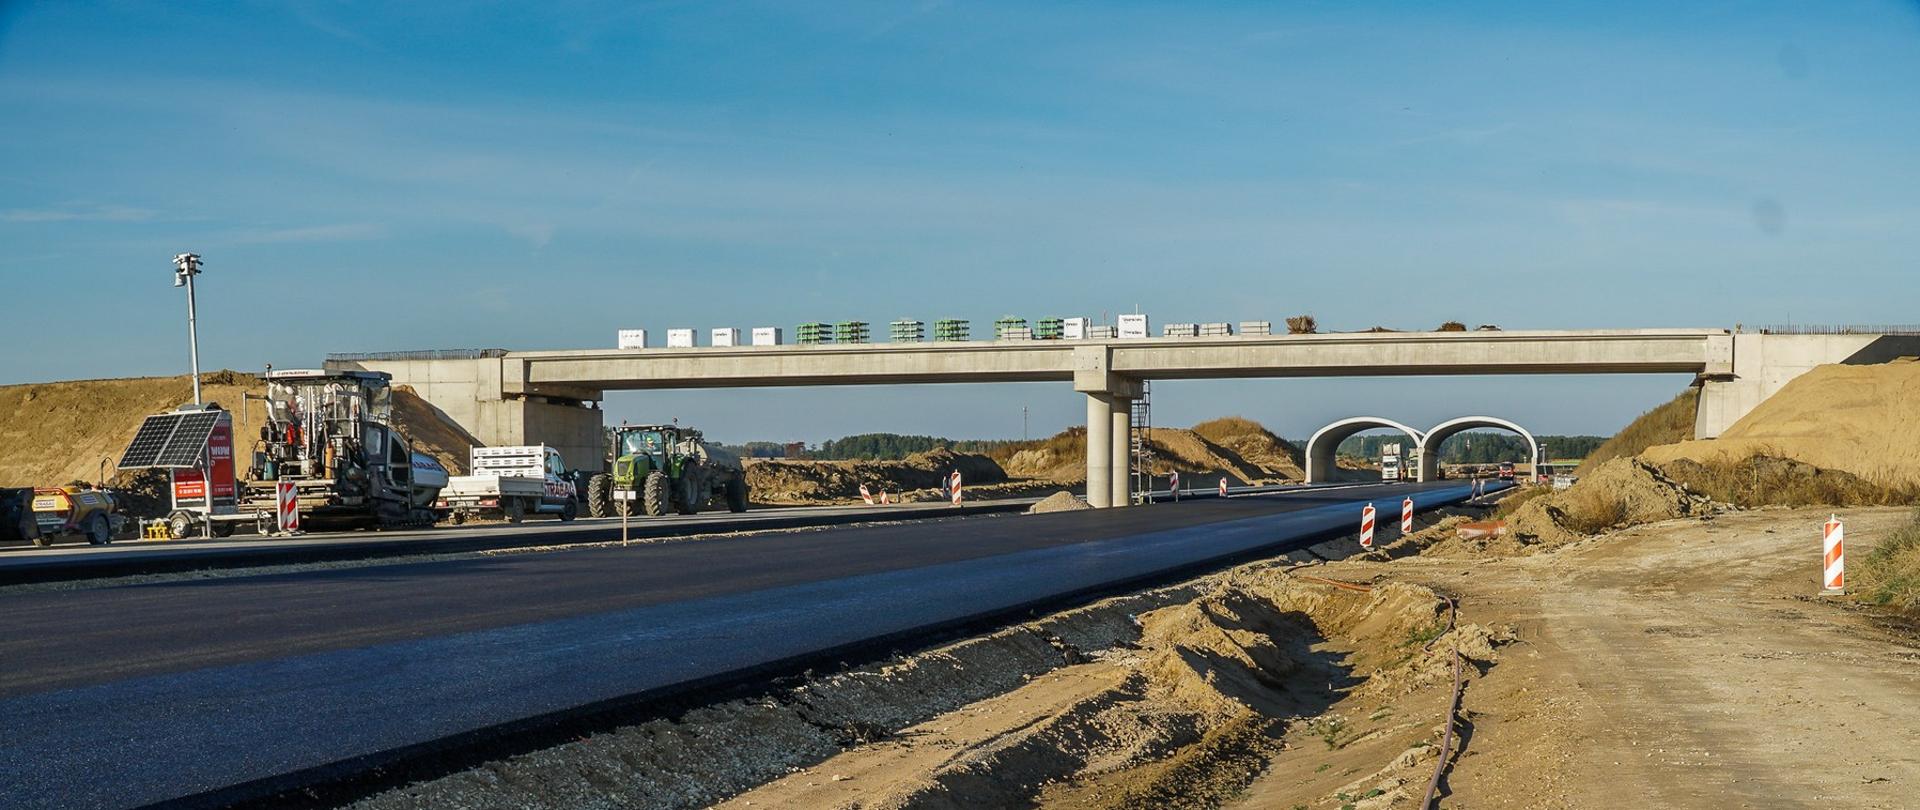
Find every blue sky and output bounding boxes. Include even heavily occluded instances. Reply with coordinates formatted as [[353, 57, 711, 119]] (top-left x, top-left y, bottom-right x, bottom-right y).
[[3, 1, 1917, 444]]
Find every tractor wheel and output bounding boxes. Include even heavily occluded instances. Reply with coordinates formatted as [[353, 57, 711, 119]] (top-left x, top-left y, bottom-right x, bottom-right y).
[[560, 499, 578, 522], [643, 471, 671, 517], [586, 474, 612, 518], [87, 514, 113, 544], [674, 474, 699, 516], [726, 477, 749, 513]]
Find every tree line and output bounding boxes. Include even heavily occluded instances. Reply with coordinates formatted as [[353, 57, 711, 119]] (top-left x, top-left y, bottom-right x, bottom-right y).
[[1337, 432, 1606, 464]]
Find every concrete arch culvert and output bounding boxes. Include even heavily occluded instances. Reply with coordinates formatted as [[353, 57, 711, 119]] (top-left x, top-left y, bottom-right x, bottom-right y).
[[1418, 416, 1538, 482], [1304, 417, 1426, 483]]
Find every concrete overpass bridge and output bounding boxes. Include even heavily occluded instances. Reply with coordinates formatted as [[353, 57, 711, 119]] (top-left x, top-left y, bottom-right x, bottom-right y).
[[1303, 415, 1539, 484], [327, 329, 1920, 508]]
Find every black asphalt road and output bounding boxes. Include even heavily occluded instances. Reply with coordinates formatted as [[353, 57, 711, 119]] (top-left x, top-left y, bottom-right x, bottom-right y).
[[0, 481, 1488, 809], [0, 499, 1037, 585]]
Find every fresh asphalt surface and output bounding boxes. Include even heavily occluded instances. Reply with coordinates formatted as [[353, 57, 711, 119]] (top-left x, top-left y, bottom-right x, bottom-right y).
[[0, 500, 1036, 584], [0, 481, 1491, 809]]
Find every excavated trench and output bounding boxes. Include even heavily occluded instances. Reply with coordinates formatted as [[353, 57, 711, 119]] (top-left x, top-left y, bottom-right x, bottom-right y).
[[346, 559, 1504, 810]]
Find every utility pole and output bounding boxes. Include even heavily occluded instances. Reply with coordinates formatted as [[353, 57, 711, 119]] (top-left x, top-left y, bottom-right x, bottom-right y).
[[172, 253, 205, 405], [1023, 406, 1029, 441]]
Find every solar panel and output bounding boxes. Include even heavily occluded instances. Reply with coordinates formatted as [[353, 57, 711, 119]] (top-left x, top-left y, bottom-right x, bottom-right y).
[[155, 411, 222, 467], [117, 410, 224, 469], [118, 413, 185, 469]]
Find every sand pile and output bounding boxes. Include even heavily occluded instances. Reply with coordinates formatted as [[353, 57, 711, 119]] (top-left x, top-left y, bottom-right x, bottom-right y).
[[1642, 361, 1920, 486], [1027, 491, 1091, 514], [746, 448, 1007, 503], [995, 418, 1304, 485], [1191, 417, 1305, 480], [0, 371, 483, 489]]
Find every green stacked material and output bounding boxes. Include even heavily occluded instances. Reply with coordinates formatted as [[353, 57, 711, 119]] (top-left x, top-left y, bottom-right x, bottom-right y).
[[889, 319, 925, 342], [1035, 317, 1064, 339], [834, 321, 870, 343], [796, 322, 832, 344], [993, 316, 1029, 340], [934, 319, 970, 342]]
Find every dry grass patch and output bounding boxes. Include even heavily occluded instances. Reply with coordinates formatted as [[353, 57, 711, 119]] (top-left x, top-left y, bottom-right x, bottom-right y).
[[1853, 509, 1920, 615], [1659, 454, 1916, 508], [1576, 388, 1697, 475]]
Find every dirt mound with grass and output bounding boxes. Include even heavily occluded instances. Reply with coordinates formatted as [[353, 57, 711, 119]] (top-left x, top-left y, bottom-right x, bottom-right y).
[[745, 448, 1007, 504], [1429, 459, 1711, 555], [1189, 416, 1306, 480], [1575, 388, 1697, 475], [1642, 361, 1920, 486], [1658, 455, 1912, 508], [1027, 490, 1091, 514], [0, 372, 483, 490], [994, 418, 1304, 485], [1855, 510, 1920, 616]]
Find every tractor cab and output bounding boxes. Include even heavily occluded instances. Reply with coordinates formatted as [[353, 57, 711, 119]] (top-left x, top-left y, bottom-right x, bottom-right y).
[[613, 424, 683, 486]]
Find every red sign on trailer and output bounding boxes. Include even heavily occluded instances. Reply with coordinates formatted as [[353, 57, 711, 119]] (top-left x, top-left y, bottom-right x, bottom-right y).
[[171, 413, 237, 513]]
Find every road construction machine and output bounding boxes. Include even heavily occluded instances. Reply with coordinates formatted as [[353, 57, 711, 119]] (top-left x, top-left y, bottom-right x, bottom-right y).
[[586, 423, 748, 518], [236, 369, 448, 533], [118, 369, 448, 538]]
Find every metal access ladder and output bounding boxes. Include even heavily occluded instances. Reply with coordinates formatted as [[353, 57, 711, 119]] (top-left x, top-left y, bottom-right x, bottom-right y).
[[1130, 382, 1152, 503]]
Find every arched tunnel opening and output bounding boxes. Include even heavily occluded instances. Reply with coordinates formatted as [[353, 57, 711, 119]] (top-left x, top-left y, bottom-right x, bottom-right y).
[[1417, 417, 1539, 482]]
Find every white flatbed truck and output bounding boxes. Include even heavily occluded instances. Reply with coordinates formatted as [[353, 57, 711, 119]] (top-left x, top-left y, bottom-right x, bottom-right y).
[[439, 445, 579, 524]]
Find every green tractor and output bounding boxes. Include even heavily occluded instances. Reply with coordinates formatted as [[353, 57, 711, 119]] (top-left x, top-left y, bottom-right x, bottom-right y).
[[586, 424, 749, 518]]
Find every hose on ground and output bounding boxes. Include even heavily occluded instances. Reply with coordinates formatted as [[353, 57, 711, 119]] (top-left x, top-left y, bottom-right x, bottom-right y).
[[1289, 572, 1467, 810]]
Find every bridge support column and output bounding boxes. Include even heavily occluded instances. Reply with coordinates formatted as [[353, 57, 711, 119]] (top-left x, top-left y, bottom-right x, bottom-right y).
[[1110, 396, 1132, 507], [1086, 394, 1113, 508]]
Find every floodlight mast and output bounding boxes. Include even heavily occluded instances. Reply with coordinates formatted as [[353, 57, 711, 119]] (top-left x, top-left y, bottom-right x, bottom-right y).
[[172, 253, 204, 405]]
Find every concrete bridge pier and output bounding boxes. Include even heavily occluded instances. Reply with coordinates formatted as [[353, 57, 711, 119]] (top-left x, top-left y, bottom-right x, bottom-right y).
[[1085, 395, 1113, 508], [1075, 347, 1140, 508], [1081, 392, 1135, 508]]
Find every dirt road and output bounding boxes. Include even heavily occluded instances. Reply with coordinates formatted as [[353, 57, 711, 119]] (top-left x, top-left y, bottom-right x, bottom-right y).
[[1382, 507, 1920, 809]]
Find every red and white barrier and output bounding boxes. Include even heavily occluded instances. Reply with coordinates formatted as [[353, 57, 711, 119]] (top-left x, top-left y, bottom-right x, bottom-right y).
[[1401, 497, 1414, 533], [1170, 471, 1180, 491], [1360, 503, 1376, 549], [276, 480, 300, 534], [1218, 477, 1229, 497], [859, 484, 875, 505], [879, 490, 891, 505], [1823, 514, 1845, 594], [948, 471, 963, 505]]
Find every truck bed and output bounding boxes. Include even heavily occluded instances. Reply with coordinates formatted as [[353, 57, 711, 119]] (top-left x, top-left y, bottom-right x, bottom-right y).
[[443, 475, 548, 499]]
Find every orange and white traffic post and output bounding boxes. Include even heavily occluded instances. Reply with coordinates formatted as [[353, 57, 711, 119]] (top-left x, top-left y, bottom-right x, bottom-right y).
[[859, 484, 875, 505], [948, 471, 963, 505], [1218, 477, 1229, 497], [1360, 503, 1376, 549], [1401, 496, 1414, 533], [1822, 514, 1845, 595]]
